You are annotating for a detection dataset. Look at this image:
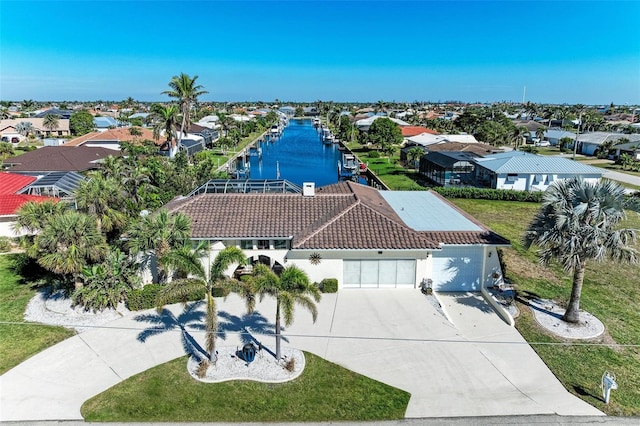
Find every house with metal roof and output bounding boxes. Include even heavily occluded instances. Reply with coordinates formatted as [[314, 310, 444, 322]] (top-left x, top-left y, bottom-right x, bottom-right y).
[[419, 151, 480, 186], [543, 129, 576, 146], [164, 180, 509, 292], [472, 151, 603, 191], [575, 132, 640, 156]]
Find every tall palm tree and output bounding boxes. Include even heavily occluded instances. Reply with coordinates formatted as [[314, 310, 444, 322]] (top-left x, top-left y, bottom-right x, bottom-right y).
[[126, 209, 191, 283], [249, 264, 320, 360], [35, 210, 109, 289], [524, 178, 638, 323], [150, 103, 179, 153], [156, 246, 249, 362], [162, 73, 208, 157], [511, 126, 530, 150], [535, 126, 547, 143], [42, 114, 60, 135], [74, 174, 126, 234]]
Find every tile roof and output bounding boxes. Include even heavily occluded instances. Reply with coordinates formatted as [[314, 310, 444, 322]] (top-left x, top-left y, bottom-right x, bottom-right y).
[[0, 173, 36, 194], [401, 126, 439, 137], [168, 181, 509, 251], [65, 127, 159, 147], [0, 172, 55, 216], [4, 146, 117, 173]]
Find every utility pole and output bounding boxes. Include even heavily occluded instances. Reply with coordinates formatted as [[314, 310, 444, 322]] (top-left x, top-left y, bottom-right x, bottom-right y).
[[572, 111, 582, 160]]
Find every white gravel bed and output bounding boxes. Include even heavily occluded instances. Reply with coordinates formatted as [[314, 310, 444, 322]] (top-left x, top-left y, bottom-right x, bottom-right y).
[[528, 298, 604, 340], [187, 346, 305, 383], [24, 288, 130, 333]]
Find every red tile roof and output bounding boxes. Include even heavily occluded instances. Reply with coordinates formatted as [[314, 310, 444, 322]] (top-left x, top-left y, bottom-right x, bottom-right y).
[[0, 172, 55, 216], [401, 126, 438, 137], [0, 173, 36, 195]]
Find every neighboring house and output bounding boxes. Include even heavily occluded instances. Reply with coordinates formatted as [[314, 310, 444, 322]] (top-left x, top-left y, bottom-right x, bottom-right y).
[[401, 126, 438, 145], [419, 151, 480, 186], [3, 146, 116, 173], [34, 108, 74, 119], [407, 133, 479, 147], [473, 151, 603, 191], [279, 106, 296, 117], [186, 124, 219, 147], [544, 129, 576, 146], [93, 116, 119, 131], [64, 127, 159, 150], [165, 180, 509, 292], [355, 115, 409, 132], [196, 115, 220, 130], [575, 132, 640, 156], [611, 140, 640, 161], [0, 118, 71, 137], [0, 173, 57, 237]]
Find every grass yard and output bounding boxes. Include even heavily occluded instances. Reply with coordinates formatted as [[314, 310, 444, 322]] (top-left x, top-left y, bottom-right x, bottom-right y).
[[81, 353, 410, 422], [451, 199, 640, 415], [0, 254, 75, 375]]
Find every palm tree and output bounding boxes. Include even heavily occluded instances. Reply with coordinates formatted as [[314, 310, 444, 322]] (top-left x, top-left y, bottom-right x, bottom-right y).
[[524, 178, 638, 323], [42, 114, 60, 135], [74, 174, 126, 234], [156, 246, 249, 362], [126, 209, 192, 283], [35, 210, 109, 289], [162, 73, 208, 157], [406, 146, 424, 171], [511, 126, 530, 150], [21, 99, 35, 112], [150, 103, 179, 152], [15, 121, 34, 138], [535, 126, 547, 144], [249, 264, 320, 360]]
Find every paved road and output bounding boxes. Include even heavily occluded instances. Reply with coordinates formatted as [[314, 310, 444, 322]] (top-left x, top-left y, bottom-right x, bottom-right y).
[[0, 290, 602, 421]]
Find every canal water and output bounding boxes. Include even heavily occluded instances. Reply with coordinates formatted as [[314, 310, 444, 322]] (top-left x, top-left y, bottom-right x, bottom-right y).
[[247, 119, 349, 187]]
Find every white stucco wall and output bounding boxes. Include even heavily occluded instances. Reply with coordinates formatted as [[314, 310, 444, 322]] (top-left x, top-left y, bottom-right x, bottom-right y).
[[496, 173, 601, 191]]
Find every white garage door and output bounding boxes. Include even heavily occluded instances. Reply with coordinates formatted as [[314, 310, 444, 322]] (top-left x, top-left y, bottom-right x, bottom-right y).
[[431, 247, 482, 292], [343, 259, 416, 288]]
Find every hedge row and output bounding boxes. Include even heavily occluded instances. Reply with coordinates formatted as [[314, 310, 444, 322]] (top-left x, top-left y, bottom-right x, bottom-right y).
[[126, 281, 211, 311], [431, 187, 543, 203]]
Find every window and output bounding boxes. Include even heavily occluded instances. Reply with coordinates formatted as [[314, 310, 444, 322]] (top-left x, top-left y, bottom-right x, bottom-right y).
[[273, 240, 288, 249], [240, 240, 253, 250], [505, 174, 518, 183], [257, 240, 270, 249]]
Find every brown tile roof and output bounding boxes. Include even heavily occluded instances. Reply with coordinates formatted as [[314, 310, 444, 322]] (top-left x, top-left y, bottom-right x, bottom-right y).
[[4, 146, 118, 173], [65, 127, 159, 147], [168, 181, 509, 251]]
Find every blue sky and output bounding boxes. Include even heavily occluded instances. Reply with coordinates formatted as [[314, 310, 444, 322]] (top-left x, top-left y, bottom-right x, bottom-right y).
[[1, 0, 639, 104]]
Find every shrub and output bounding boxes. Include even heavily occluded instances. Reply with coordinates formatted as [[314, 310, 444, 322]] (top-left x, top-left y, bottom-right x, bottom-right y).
[[284, 357, 295, 372], [320, 278, 338, 293], [126, 282, 206, 311], [0, 236, 12, 253], [431, 187, 543, 203], [367, 150, 380, 159]]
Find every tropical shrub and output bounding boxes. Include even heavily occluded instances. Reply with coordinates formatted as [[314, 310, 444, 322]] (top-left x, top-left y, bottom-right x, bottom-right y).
[[367, 150, 380, 159], [127, 282, 205, 311], [320, 278, 338, 293]]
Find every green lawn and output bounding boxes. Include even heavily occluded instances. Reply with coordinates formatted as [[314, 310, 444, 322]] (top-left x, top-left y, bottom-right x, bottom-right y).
[[451, 199, 640, 415], [0, 254, 75, 374], [81, 353, 410, 422]]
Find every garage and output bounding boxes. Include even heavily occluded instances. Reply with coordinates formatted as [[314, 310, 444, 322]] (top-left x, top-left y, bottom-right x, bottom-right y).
[[343, 259, 416, 288], [430, 246, 483, 291]]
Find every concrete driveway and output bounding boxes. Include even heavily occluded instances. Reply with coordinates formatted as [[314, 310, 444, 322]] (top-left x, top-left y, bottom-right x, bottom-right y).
[[0, 290, 602, 421]]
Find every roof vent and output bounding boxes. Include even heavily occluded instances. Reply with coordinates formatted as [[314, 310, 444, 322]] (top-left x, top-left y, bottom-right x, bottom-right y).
[[303, 182, 315, 197]]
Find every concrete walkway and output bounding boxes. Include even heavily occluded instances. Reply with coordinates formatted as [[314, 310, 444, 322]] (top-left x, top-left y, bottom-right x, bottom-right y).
[[0, 291, 602, 421]]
